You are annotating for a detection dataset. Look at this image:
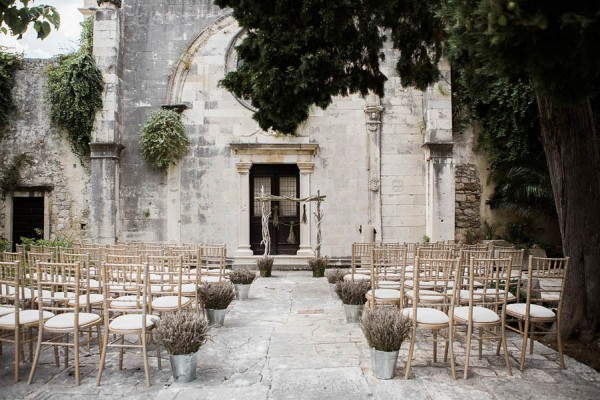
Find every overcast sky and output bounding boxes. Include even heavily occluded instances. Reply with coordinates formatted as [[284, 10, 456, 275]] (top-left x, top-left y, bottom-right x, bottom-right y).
[[0, 0, 84, 58]]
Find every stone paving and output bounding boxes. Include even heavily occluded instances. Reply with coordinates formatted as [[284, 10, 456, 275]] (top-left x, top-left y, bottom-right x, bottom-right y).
[[1, 271, 599, 399]]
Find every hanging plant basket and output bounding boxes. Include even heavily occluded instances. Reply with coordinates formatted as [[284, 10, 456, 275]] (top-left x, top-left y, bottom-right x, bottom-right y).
[[139, 109, 189, 171]]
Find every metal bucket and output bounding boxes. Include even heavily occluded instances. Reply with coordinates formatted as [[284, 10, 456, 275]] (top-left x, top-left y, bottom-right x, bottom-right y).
[[370, 348, 399, 380], [235, 284, 251, 301], [205, 308, 227, 327], [329, 283, 339, 300], [343, 304, 364, 323], [169, 352, 197, 383]]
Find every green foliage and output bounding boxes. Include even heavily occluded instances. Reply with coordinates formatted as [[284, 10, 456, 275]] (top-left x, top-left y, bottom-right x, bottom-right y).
[[482, 221, 500, 240], [45, 16, 103, 164], [0, 1, 60, 39], [422, 235, 430, 243], [0, 152, 32, 192], [0, 237, 10, 253], [139, 109, 189, 171], [214, 0, 443, 134], [0, 50, 21, 136], [502, 222, 535, 250]]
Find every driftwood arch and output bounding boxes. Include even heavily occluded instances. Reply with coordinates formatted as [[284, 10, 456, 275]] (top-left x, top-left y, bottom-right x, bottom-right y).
[[255, 190, 326, 257]]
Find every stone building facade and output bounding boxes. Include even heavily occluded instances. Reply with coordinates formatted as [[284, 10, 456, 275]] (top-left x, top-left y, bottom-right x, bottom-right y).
[[1, 1, 472, 265]]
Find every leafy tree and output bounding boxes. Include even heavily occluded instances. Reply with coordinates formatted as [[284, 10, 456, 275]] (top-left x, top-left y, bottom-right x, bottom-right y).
[[217, 0, 600, 340], [0, 0, 59, 39]]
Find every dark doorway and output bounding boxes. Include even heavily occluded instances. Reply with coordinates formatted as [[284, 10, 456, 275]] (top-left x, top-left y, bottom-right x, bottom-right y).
[[12, 196, 44, 248], [250, 164, 300, 255]]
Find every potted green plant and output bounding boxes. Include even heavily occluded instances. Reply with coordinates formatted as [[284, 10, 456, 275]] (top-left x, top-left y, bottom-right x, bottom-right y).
[[335, 280, 370, 322], [361, 307, 411, 380], [309, 256, 328, 277], [257, 256, 273, 277], [197, 281, 235, 327], [154, 310, 210, 383], [325, 268, 348, 300], [228, 268, 257, 300]]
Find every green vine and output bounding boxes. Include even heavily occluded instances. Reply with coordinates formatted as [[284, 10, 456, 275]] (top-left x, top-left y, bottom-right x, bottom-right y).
[[0, 51, 21, 139], [139, 109, 189, 171], [0, 153, 33, 193], [45, 17, 103, 164]]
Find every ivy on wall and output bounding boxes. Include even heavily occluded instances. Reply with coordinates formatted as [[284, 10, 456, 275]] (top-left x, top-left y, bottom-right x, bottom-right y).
[[139, 109, 189, 171], [45, 16, 103, 164], [0, 51, 21, 139]]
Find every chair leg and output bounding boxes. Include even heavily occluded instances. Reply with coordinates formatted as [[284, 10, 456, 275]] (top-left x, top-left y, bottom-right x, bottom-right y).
[[448, 324, 456, 380], [433, 330, 438, 363], [142, 333, 151, 386], [28, 326, 44, 384], [520, 319, 530, 371], [15, 326, 21, 383], [501, 321, 512, 376], [53, 334, 60, 367], [464, 322, 473, 379], [154, 333, 161, 370], [96, 328, 110, 386], [64, 334, 69, 368], [478, 327, 483, 360], [74, 329, 80, 386], [530, 323, 535, 354], [404, 323, 417, 380], [118, 335, 124, 370], [556, 318, 565, 369]]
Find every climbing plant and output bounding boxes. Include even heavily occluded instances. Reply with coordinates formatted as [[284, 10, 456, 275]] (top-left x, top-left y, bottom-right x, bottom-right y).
[[0, 51, 21, 138], [139, 109, 189, 171], [45, 16, 103, 164], [0, 153, 32, 193]]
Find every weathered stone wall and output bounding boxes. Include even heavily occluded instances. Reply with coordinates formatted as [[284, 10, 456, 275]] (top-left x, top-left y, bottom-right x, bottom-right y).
[[454, 163, 482, 242], [0, 59, 91, 242]]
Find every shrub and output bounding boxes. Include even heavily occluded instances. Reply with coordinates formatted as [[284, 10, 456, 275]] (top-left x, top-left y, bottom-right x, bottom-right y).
[[361, 307, 411, 352], [228, 268, 257, 285], [198, 281, 235, 310], [325, 268, 347, 284], [154, 310, 210, 355], [309, 256, 328, 277], [139, 109, 189, 171], [335, 280, 370, 305], [257, 256, 273, 277]]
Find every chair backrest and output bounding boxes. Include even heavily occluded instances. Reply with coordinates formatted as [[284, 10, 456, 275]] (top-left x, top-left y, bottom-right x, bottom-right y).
[[411, 257, 459, 314], [459, 249, 493, 265], [371, 247, 407, 289], [28, 252, 56, 269], [465, 258, 513, 313], [0, 261, 22, 310], [33, 261, 82, 316], [200, 244, 226, 279], [101, 262, 149, 328], [137, 248, 165, 263], [495, 249, 524, 270], [147, 255, 185, 310], [2, 251, 22, 263], [417, 248, 455, 260], [462, 243, 490, 251], [105, 254, 142, 264], [525, 256, 569, 307], [352, 242, 375, 271]]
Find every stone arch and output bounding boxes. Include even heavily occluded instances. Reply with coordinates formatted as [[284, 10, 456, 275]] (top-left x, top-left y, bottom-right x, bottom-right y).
[[165, 13, 237, 105]]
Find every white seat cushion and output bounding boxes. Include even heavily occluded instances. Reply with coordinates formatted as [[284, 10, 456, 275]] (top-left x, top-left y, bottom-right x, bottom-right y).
[[377, 280, 400, 289], [68, 293, 105, 306], [111, 295, 141, 308], [354, 268, 372, 275], [404, 280, 435, 290], [446, 289, 481, 302], [152, 295, 191, 309], [0, 305, 19, 316], [1, 285, 34, 299], [109, 314, 159, 331], [506, 303, 556, 319], [343, 273, 370, 282], [474, 288, 515, 300], [402, 307, 448, 325], [367, 288, 401, 300], [406, 290, 445, 303], [0, 310, 54, 328], [202, 276, 223, 283], [453, 306, 500, 324], [181, 283, 198, 294], [45, 312, 101, 329]]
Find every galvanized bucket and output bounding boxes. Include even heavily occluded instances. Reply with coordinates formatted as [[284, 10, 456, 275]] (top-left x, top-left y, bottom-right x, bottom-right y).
[[329, 283, 339, 300], [170, 352, 197, 383], [343, 304, 364, 323], [234, 284, 251, 301], [205, 308, 227, 327], [370, 348, 399, 380]]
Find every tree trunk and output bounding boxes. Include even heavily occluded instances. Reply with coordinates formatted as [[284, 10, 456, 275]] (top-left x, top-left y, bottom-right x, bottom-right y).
[[536, 95, 600, 341]]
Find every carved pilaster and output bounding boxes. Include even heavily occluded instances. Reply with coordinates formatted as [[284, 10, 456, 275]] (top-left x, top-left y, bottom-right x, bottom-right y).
[[364, 94, 384, 238]]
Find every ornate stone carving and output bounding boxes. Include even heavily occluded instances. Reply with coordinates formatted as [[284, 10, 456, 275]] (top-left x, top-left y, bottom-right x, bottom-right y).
[[369, 178, 380, 192], [97, 0, 121, 8], [364, 105, 384, 132]]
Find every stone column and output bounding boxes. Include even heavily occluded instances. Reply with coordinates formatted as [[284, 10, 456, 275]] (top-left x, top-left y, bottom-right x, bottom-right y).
[[235, 162, 254, 257], [296, 162, 315, 257], [90, 1, 123, 244], [422, 59, 455, 242], [364, 94, 384, 239]]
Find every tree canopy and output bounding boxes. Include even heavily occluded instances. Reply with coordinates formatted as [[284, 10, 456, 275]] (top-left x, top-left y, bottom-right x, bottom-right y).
[[0, 0, 59, 39]]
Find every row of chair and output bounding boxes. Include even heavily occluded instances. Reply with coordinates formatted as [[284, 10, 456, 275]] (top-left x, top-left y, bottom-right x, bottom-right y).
[[0, 243, 228, 385], [344, 242, 568, 379]]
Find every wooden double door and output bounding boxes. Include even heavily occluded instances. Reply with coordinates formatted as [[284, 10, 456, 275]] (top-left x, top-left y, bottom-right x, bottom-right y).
[[250, 164, 300, 255]]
